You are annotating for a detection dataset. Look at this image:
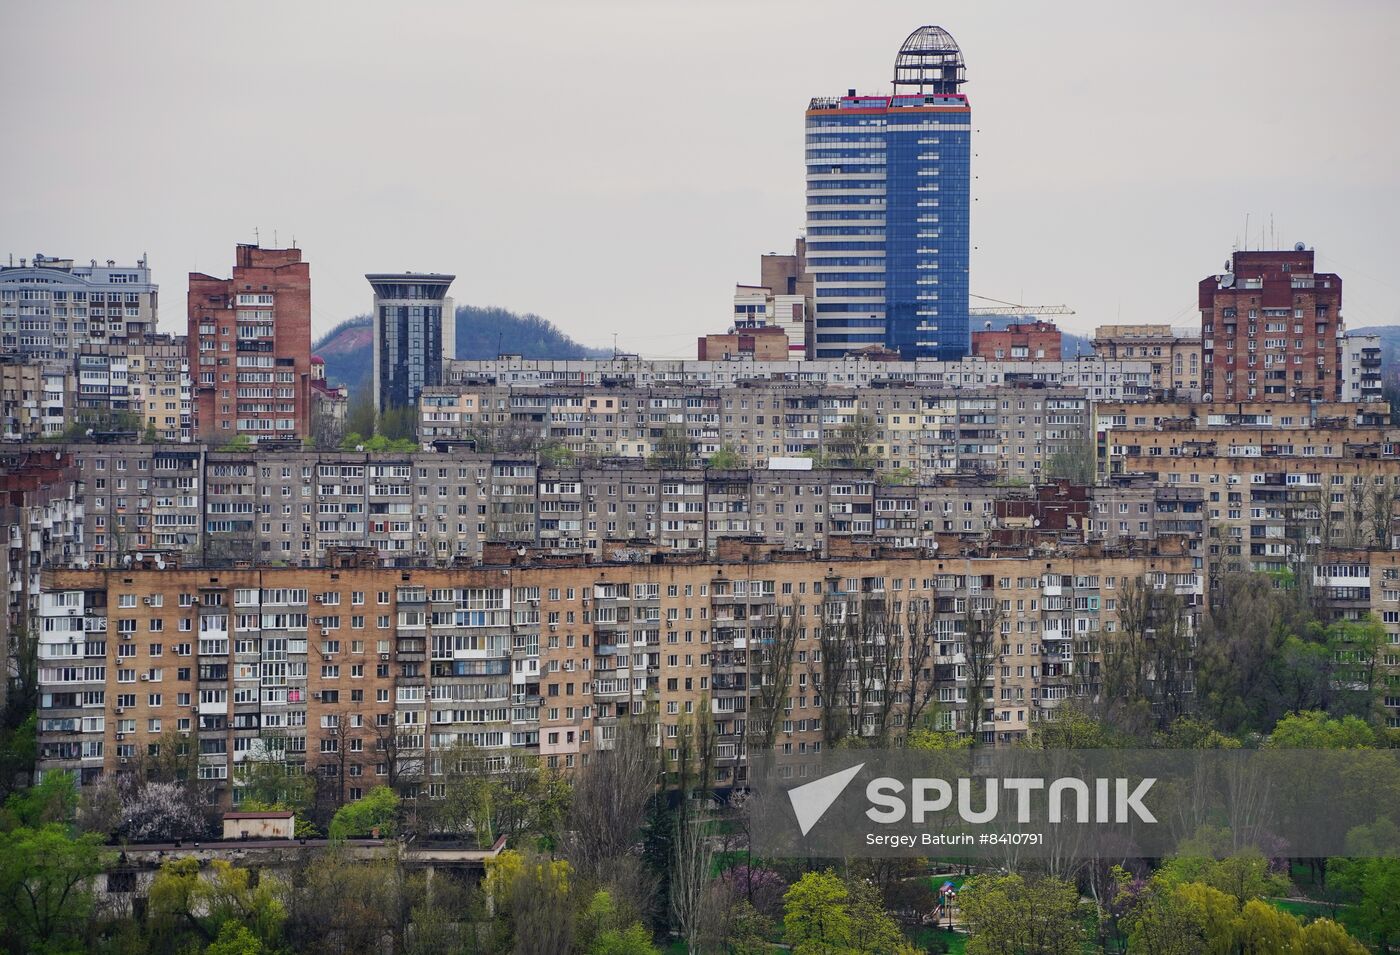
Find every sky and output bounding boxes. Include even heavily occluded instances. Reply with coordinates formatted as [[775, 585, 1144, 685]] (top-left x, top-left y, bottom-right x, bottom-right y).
[[3, 0, 1399, 356]]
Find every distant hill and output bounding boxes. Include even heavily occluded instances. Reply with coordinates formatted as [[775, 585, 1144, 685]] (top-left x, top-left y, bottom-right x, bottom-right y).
[[312, 306, 611, 392]]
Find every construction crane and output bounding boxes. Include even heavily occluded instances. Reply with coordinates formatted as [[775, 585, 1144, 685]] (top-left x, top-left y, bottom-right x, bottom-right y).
[[968, 294, 1075, 317]]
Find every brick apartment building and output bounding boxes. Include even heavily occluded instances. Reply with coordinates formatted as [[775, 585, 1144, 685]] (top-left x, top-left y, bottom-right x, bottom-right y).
[[188, 245, 313, 442], [971, 321, 1062, 361], [36, 544, 1201, 800], [1200, 248, 1343, 402]]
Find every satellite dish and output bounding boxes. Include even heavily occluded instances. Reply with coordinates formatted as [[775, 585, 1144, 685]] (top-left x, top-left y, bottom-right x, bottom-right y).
[[1219, 272, 1235, 288], [1294, 241, 1306, 252]]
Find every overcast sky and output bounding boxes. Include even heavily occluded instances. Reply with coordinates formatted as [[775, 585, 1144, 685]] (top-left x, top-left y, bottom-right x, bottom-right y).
[[3, 0, 1398, 354]]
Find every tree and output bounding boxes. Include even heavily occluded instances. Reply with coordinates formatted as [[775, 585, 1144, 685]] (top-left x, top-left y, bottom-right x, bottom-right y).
[[669, 807, 716, 955], [205, 920, 268, 955], [878, 466, 915, 486], [328, 785, 399, 840], [1101, 577, 1193, 735], [1044, 432, 1097, 485], [748, 599, 801, 755], [379, 404, 417, 442], [562, 716, 657, 881], [959, 873, 1088, 955], [345, 391, 376, 440], [0, 823, 107, 954], [433, 744, 569, 849], [1330, 818, 1400, 954], [1, 768, 77, 830], [538, 441, 576, 468], [114, 778, 209, 842], [960, 597, 1004, 745], [1155, 851, 1289, 904], [1265, 710, 1375, 750], [783, 870, 850, 953], [148, 857, 286, 954], [281, 850, 419, 955], [822, 413, 878, 469], [1326, 616, 1389, 720], [648, 423, 694, 468], [483, 850, 575, 955], [706, 444, 743, 470], [896, 597, 944, 740], [235, 738, 316, 817], [590, 923, 660, 955], [782, 870, 915, 955]]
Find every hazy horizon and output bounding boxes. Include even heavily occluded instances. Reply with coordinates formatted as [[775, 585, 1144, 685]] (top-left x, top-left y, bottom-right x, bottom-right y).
[[3, 0, 1398, 356]]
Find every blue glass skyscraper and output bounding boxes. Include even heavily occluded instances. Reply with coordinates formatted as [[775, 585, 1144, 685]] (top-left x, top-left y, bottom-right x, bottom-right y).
[[806, 26, 971, 359]]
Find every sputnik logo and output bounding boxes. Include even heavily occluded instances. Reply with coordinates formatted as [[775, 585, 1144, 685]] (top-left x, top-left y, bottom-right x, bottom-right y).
[[787, 763, 864, 836]]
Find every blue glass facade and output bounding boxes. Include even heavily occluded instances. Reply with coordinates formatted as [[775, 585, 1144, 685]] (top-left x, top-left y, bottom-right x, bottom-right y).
[[806, 94, 971, 359]]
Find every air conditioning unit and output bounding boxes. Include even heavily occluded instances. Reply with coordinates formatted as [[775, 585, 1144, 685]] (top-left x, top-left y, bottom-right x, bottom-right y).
[[320, 628, 329, 637], [115, 707, 124, 715], [142, 596, 153, 605], [120, 757, 129, 764], [379, 653, 389, 661], [115, 733, 124, 741], [139, 674, 149, 681]]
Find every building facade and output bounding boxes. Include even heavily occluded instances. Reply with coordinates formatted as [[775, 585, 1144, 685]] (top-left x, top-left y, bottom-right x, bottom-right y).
[[188, 245, 313, 442], [35, 545, 1200, 799], [1092, 324, 1203, 399], [368, 274, 456, 416], [0, 254, 159, 363], [806, 26, 972, 359], [1, 357, 71, 443], [1341, 334, 1384, 403], [1200, 248, 1342, 402], [971, 321, 1062, 361], [697, 326, 791, 361]]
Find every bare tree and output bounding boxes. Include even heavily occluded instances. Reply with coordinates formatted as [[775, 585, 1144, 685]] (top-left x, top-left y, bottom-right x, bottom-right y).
[[897, 596, 942, 738], [1101, 578, 1194, 736], [746, 598, 800, 755], [670, 806, 717, 955], [371, 714, 424, 796], [649, 422, 694, 468], [961, 593, 1003, 746], [1368, 476, 1398, 548], [562, 715, 658, 881]]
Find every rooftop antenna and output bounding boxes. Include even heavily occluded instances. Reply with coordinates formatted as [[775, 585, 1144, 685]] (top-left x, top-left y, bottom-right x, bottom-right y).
[[273, 229, 278, 247], [1243, 213, 1249, 252], [254, 226, 260, 246]]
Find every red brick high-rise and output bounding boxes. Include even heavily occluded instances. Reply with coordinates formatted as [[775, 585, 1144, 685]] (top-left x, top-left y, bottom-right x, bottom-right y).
[[188, 245, 313, 441], [1200, 247, 1342, 402]]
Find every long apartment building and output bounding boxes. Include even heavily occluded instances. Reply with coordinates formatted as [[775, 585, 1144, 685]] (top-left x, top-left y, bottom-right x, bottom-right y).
[[422, 380, 1100, 481], [442, 355, 1152, 396], [1119, 450, 1400, 584], [36, 543, 1201, 798], [62, 442, 1194, 569]]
